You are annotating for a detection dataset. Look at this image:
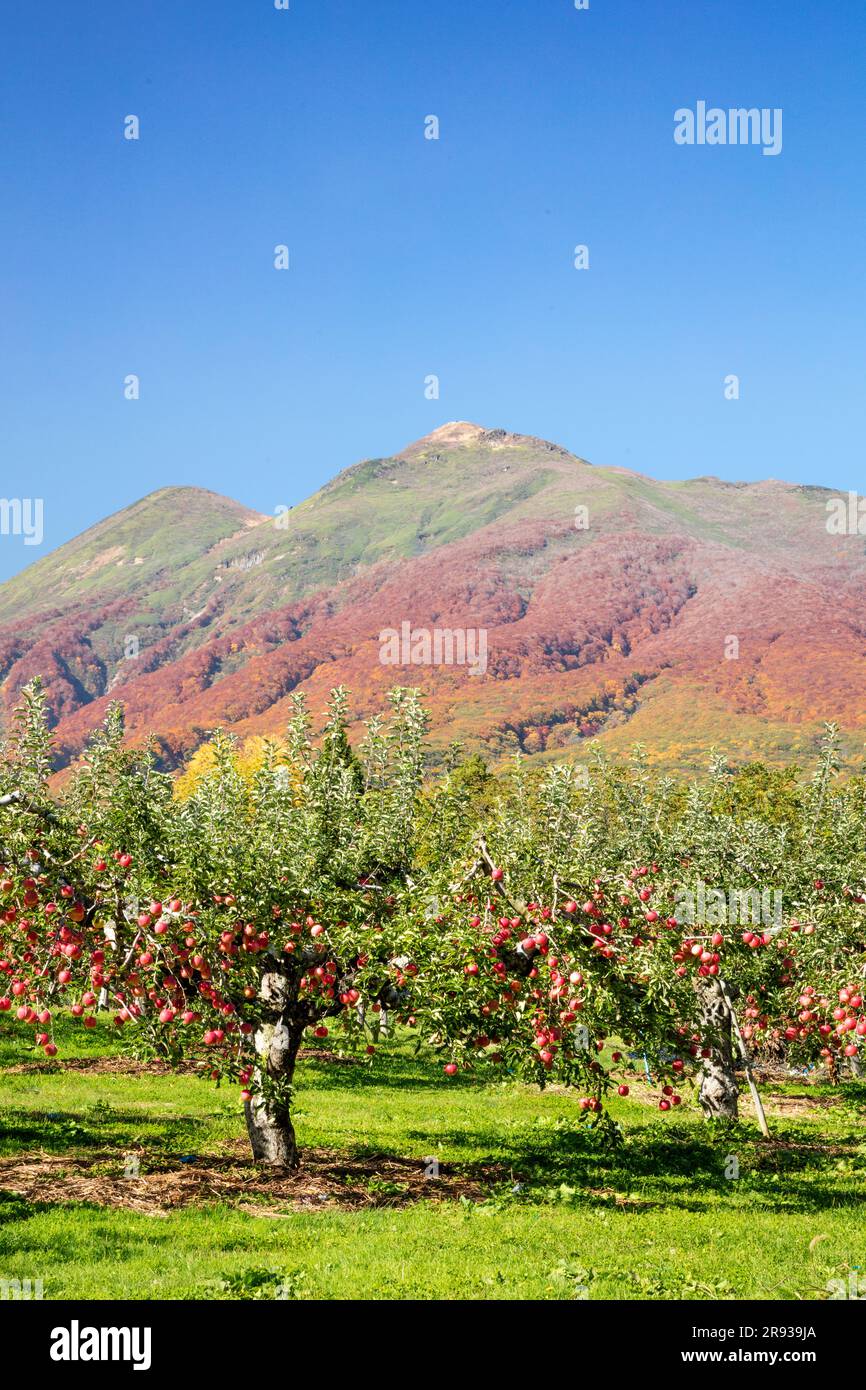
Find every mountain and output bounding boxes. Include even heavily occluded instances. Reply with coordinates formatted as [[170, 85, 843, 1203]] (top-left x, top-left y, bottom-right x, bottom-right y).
[[2, 423, 865, 774]]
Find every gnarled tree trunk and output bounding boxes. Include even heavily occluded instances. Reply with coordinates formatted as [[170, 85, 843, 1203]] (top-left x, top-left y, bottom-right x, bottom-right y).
[[697, 977, 739, 1119], [243, 965, 305, 1167]]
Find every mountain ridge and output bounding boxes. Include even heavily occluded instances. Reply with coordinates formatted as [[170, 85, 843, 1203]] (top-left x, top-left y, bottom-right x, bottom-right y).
[[1, 424, 863, 775]]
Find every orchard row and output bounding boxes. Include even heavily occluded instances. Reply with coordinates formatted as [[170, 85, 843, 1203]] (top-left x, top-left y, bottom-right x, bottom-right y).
[[1, 682, 863, 1163]]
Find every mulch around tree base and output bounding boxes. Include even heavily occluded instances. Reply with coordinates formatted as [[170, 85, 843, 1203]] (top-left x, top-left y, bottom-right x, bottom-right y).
[[0, 1145, 502, 1216]]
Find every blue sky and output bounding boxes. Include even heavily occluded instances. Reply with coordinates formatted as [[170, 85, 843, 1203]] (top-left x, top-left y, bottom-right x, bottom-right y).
[[1, 0, 864, 580]]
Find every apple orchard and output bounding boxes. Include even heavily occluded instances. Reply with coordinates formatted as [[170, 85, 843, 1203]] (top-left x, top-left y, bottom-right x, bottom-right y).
[[0, 681, 864, 1167]]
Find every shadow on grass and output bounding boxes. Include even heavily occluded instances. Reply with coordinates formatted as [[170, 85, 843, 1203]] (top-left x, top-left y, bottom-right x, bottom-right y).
[[3, 1034, 863, 1218], [398, 1118, 866, 1215], [0, 1107, 202, 1156], [768, 1077, 866, 1107], [297, 1050, 461, 1092], [0, 1114, 861, 1220]]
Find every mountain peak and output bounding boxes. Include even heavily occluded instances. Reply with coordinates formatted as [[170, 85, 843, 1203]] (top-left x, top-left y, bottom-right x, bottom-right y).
[[397, 421, 578, 463], [399, 421, 488, 455]]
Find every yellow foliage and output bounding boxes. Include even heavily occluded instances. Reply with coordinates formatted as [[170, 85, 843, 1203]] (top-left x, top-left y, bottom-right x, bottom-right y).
[[174, 743, 218, 799], [174, 734, 292, 799]]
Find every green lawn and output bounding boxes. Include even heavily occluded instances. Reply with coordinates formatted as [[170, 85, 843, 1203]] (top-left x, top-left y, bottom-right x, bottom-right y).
[[0, 1017, 864, 1300]]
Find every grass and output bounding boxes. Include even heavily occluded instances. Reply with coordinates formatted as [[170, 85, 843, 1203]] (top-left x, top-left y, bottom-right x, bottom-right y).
[[0, 1017, 864, 1300]]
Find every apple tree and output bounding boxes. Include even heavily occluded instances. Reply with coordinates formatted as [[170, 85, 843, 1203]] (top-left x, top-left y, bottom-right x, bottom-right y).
[[412, 740, 866, 1126], [0, 681, 436, 1167]]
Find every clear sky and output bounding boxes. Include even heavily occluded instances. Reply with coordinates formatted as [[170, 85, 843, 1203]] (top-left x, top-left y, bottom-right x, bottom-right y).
[[1, 0, 864, 580]]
